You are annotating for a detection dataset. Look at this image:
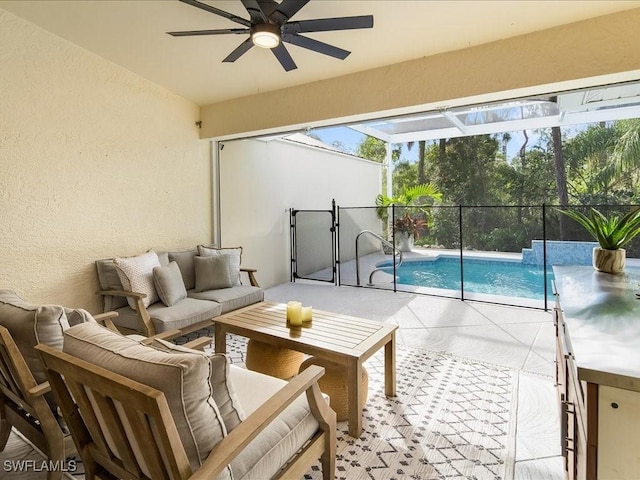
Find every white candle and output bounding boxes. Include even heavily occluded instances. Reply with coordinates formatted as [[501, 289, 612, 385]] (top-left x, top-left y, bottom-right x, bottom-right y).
[[287, 301, 302, 326], [301, 306, 312, 322]]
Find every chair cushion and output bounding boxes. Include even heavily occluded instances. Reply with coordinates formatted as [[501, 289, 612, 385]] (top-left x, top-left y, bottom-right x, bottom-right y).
[[228, 366, 321, 480], [189, 286, 264, 314], [63, 322, 232, 478], [111, 297, 221, 334], [194, 255, 234, 292], [95, 258, 128, 310], [114, 251, 161, 310], [168, 249, 198, 290], [153, 261, 188, 307], [150, 339, 245, 432], [198, 246, 242, 286], [0, 290, 69, 385]]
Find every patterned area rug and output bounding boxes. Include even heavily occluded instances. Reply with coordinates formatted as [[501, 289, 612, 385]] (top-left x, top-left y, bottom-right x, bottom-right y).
[[183, 329, 518, 480], [305, 346, 516, 480]]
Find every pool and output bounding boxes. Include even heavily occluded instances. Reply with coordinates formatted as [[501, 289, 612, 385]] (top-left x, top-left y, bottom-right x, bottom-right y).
[[377, 256, 554, 300]]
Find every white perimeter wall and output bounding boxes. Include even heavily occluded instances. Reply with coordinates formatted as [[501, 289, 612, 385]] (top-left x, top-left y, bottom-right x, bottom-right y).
[[0, 10, 210, 311], [218, 138, 381, 288]]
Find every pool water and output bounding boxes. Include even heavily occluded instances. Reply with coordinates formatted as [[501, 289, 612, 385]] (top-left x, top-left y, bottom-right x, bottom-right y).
[[378, 257, 554, 300]]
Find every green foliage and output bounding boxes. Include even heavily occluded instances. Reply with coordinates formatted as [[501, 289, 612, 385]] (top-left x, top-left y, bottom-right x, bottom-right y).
[[613, 119, 640, 175], [355, 136, 387, 163], [354, 136, 404, 163], [558, 207, 640, 250], [432, 135, 501, 205], [392, 162, 418, 193], [375, 183, 442, 220]]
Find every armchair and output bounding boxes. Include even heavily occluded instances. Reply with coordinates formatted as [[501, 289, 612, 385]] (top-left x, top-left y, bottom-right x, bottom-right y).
[[36, 324, 336, 480], [0, 326, 74, 480]]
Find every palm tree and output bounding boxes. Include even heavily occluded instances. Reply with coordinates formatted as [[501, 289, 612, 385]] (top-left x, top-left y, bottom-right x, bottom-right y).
[[613, 119, 640, 174], [375, 183, 442, 219]]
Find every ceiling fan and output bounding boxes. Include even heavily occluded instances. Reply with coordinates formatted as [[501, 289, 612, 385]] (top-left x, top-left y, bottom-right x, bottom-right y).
[[168, 0, 374, 72]]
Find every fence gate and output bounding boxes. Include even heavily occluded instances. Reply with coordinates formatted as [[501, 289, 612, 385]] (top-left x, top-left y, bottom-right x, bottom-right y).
[[290, 201, 337, 283]]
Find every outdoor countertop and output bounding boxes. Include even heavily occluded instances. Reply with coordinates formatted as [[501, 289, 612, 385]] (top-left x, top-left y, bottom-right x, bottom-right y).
[[554, 265, 640, 391]]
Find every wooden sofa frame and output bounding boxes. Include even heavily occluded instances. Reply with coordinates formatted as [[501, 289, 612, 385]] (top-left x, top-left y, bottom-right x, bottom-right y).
[[36, 343, 336, 480]]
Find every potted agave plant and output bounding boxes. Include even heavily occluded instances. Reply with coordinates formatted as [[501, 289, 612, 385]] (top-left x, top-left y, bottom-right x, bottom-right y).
[[559, 207, 640, 274]]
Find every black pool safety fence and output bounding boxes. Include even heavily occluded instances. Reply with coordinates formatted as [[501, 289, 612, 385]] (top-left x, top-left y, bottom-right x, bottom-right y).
[[289, 201, 640, 311]]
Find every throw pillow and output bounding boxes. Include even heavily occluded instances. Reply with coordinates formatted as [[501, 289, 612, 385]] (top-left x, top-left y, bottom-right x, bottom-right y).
[[63, 322, 232, 477], [194, 255, 233, 292], [197, 245, 242, 286], [150, 338, 245, 432], [168, 249, 198, 290], [153, 261, 188, 307], [114, 251, 161, 310]]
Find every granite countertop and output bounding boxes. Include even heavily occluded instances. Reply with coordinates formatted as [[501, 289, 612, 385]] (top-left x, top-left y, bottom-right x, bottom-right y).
[[553, 265, 640, 391]]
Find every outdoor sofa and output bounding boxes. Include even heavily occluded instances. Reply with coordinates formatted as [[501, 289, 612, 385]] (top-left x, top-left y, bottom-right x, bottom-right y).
[[96, 245, 264, 336]]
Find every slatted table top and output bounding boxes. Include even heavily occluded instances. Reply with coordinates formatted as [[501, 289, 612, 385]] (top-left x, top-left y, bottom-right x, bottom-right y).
[[214, 301, 397, 361]]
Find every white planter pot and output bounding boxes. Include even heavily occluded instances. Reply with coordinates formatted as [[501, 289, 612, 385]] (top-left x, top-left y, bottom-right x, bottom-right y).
[[397, 232, 414, 252], [592, 247, 625, 274]]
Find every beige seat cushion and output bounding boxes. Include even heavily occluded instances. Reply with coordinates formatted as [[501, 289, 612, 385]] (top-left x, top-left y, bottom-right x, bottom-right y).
[[228, 365, 322, 480], [63, 323, 232, 478], [0, 289, 69, 385], [189, 285, 264, 314], [112, 297, 221, 334]]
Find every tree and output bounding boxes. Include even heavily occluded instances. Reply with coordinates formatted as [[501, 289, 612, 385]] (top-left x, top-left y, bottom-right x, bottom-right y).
[[551, 125, 570, 239], [417, 140, 426, 184], [354, 136, 387, 163], [613, 119, 640, 175]]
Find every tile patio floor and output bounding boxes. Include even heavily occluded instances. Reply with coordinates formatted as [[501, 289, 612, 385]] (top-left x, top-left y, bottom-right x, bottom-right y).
[[0, 282, 564, 479]]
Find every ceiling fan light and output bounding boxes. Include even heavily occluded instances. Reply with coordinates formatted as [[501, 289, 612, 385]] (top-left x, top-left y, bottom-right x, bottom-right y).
[[251, 23, 280, 49]]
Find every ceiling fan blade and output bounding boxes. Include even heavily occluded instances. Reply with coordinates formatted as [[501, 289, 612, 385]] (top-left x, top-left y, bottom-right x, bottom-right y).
[[284, 15, 374, 34], [167, 28, 249, 37], [282, 33, 350, 60], [178, 0, 251, 27], [270, 0, 310, 24], [271, 44, 297, 71], [241, 0, 266, 22], [257, 0, 279, 18], [222, 38, 254, 63]]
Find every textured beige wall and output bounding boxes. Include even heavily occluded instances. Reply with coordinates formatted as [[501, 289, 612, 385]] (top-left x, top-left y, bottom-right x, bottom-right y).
[[219, 138, 381, 288], [201, 8, 640, 139], [0, 10, 210, 312]]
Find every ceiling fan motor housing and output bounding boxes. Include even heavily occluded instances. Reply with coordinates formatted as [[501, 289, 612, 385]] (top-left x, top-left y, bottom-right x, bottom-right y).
[[250, 22, 281, 49]]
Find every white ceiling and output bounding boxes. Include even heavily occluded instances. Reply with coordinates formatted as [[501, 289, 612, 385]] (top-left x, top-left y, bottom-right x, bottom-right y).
[[2, 1, 640, 106]]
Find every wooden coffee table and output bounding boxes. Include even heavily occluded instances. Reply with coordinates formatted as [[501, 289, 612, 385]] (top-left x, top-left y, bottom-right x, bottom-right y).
[[214, 301, 398, 437]]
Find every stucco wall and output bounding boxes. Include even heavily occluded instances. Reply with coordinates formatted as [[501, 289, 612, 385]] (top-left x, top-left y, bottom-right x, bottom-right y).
[[218, 138, 381, 288], [201, 8, 640, 139], [0, 10, 210, 312]]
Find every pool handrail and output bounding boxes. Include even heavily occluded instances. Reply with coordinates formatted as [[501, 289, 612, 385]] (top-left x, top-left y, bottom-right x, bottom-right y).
[[355, 230, 403, 286]]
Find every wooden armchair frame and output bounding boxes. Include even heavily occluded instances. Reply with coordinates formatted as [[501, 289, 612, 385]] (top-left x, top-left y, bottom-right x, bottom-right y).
[[0, 310, 208, 480], [0, 325, 74, 480], [98, 268, 260, 338], [36, 343, 336, 480]]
